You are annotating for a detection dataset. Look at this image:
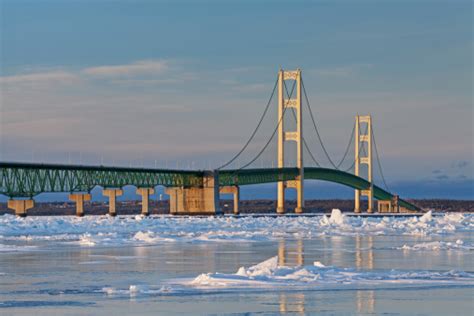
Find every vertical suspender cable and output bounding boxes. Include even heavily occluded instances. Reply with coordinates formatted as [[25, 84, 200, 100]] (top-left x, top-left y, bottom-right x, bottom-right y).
[[301, 78, 358, 170], [236, 81, 297, 170], [217, 76, 279, 170], [283, 80, 321, 167], [371, 123, 390, 191]]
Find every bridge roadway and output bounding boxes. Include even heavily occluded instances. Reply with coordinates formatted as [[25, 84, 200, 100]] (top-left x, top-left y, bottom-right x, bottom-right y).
[[0, 162, 418, 212]]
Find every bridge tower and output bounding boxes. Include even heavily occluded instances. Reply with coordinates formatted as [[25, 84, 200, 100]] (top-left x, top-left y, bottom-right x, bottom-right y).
[[354, 115, 373, 213], [277, 69, 304, 214]]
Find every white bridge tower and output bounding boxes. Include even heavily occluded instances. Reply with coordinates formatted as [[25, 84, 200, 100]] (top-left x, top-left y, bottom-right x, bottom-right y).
[[277, 69, 304, 214], [354, 115, 373, 213]]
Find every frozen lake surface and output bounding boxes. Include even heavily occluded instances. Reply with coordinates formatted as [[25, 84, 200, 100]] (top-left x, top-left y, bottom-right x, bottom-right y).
[[1, 211, 473, 315]]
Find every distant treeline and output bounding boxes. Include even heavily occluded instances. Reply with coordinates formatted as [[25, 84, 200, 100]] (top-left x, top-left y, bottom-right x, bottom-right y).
[[0, 199, 472, 216]]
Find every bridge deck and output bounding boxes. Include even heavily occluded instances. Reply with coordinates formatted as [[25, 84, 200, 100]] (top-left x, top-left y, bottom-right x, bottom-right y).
[[0, 162, 419, 211]]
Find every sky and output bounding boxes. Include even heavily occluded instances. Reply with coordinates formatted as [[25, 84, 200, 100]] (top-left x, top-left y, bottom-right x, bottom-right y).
[[0, 0, 472, 199]]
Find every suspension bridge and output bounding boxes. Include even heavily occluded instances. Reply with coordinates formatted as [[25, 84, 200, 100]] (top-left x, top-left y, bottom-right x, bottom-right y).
[[0, 69, 419, 216]]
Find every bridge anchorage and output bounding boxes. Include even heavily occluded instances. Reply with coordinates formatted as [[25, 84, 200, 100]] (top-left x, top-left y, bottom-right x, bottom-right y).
[[0, 68, 420, 217]]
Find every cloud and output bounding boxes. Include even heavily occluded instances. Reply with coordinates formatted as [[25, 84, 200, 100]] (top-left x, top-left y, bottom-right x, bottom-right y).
[[452, 160, 469, 169], [81, 60, 168, 77], [0, 60, 170, 88], [435, 175, 449, 180], [432, 169, 442, 174], [0, 71, 78, 84]]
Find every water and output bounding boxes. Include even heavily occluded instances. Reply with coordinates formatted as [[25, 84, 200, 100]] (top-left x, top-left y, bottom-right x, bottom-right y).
[[1, 213, 473, 315]]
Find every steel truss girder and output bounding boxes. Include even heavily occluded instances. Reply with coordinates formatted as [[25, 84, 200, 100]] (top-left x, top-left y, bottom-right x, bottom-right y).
[[219, 167, 418, 211], [0, 162, 203, 197]]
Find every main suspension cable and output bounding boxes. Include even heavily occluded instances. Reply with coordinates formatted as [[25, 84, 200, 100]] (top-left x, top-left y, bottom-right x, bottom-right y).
[[217, 76, 279, 170], [301, 78, 357, 170], [371, 123, 390, 191], [335, 123, 355, 169], [283, 81, 321, 167], [343, 120, 368, 172], [237, 80, 297, 170], [301, 78, 339, 169]]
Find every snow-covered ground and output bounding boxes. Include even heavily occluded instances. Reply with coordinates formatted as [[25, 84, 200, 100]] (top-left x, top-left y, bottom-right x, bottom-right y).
[[0, 210, 473, 251]]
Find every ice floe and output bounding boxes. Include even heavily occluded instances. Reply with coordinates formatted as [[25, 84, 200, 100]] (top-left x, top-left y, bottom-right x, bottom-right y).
[[0, 243, 37, 252], [186, 256, 474, 290], [133, 231, 176, 243], [101, 256, 474, 296], [102, 285, 173, 296], [0, 211, 472, 248], [398, 239, 474, 251]]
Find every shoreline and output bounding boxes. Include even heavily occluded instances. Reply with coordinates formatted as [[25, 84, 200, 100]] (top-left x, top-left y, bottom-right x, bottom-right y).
[[1, 199, 472, 216]]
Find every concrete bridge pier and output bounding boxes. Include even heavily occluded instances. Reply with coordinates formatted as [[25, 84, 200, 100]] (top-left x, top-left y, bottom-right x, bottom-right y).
[[378, 195, 406, 213], [166, 171, 221, 215], [354, 192, 361, 213], [103, 188, 123, 216], [136, 188, 154, 216], [220, 186, 240, 215], [69, 193, 91, 217], [8, 199, 34, 217]]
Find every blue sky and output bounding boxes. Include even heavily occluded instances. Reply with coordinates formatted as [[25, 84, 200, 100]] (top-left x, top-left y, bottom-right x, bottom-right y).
[[0, 0, 472, 199]]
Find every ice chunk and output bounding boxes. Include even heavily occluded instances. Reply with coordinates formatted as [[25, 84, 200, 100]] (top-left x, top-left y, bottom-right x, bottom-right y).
[[329, 209, 345, 225], [419, 211, 432, 223], [78, 233, 96, 246], [133, 231, 156, 243], [133, 231, 175, 243], [444, 213, 464, 223], [129, 284, 149, 295], [319, 215, 330, 226], [102, 287, 123, 295], [238, 256, 279, 278], [236, 267, 248, 277]]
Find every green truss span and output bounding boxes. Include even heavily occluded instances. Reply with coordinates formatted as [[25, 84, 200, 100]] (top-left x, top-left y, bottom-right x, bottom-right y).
[[0, 162, 204, 197], [219, 167, 419, 211], [0, 162, 418, 211]]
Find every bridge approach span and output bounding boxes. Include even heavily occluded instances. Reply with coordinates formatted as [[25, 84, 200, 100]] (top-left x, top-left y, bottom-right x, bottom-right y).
[[0, 162, 203, 197]]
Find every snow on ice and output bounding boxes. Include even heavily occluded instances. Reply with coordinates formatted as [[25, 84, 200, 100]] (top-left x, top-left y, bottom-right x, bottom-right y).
[[186, 256, 474, 290], [399, 239, 474, 251], [0, 210, 472, 250], [101, 255, 474, 296]]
